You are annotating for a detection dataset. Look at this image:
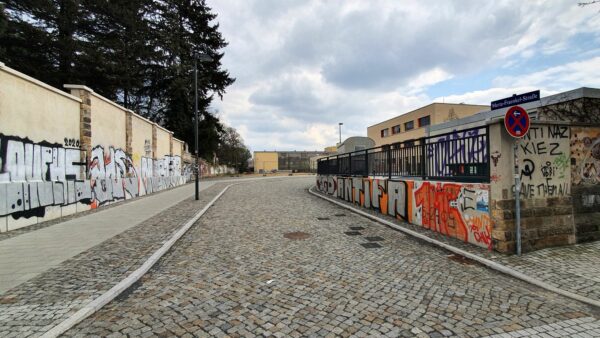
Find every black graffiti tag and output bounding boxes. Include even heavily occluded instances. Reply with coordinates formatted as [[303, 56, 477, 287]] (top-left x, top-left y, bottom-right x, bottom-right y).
[[540, 161, 555, 178], [521, 159, 535, 180]]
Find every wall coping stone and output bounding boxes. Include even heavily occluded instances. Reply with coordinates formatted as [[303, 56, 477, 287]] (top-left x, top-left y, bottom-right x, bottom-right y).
[[0, 63, 82, 103]]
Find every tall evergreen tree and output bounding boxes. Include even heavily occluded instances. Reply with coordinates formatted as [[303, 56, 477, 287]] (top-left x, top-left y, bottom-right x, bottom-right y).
[[149, 0, 235, 159], [0, 0, 81, 87], [0, 0, 236, 163]]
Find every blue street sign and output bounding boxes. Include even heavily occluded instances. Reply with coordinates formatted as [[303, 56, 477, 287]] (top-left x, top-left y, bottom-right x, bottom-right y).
[[491, 90, 540, 110]]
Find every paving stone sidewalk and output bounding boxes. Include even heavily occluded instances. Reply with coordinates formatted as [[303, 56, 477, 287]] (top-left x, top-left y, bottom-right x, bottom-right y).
[[64, 178, 599, 337], [312, 187, 600, 304], [0, 183, 229, 338]]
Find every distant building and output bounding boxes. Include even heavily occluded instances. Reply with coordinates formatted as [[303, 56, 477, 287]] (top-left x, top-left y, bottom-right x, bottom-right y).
[[254, 150, 333, 173], [336, 136, 375, 154], [367, 103, 489, 146]]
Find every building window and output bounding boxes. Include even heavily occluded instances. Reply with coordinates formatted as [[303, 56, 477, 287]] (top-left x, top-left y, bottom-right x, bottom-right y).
[[381, 128, 389, 137], [391, 125, 401, 134], [418, 115, 431, 127], [404, 121, 414, 131]]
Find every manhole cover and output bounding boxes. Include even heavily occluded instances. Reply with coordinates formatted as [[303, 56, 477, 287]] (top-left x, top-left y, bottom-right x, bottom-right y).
[[349, 226, 365, 230], [317, 217, 330, 221], [361, 242, 382, 249], [284, 232, 311, 240], [345, 231, 362, 236], [447, 254, 476, 265], [365, 236, 384, 242], [334, 214, 346, 217]]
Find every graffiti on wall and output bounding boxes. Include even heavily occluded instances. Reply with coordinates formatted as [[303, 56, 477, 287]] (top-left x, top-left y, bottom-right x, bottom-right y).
[[0, 134, 86, 183], [413, 181, 491, 249], [571, 127, 600, 186], [514, 125, 571, 198], [0, 133, 190, 222], [428, 128, 487, 176], [315, 175, 492, 249]]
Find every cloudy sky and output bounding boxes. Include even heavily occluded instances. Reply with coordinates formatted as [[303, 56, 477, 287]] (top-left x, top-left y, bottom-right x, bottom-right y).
[[206, 0, 600, 153]]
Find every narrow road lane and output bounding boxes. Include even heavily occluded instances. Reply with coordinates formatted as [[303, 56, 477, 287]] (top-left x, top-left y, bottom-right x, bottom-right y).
[[65, 177, 599, 337]]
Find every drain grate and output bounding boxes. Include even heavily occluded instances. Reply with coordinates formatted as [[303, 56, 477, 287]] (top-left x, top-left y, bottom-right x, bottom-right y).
[[361, 242, 382, 249], [317, 217, 330, 221], [349, 226, 365, 230], [344, 231, 362, 236], [365, 236, 384, 242], [334, 214, 346, 217], [284, 232, 311, 240]]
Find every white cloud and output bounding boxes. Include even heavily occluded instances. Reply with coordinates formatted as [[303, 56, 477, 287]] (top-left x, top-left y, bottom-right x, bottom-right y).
[[207, 0, 600, 153], [493, 57, 600, 90]]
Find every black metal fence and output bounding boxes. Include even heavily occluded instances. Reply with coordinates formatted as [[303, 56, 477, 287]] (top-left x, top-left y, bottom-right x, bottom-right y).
[[317, 126, 490, 182]]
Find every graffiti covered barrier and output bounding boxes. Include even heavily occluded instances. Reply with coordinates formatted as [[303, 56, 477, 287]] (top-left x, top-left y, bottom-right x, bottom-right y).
[[0, 133, 192, 232], [316, 175, 492, 250]]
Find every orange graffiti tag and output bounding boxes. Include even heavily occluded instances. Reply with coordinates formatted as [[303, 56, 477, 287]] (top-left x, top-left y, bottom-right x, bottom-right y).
[[414, 182, 468, 242]]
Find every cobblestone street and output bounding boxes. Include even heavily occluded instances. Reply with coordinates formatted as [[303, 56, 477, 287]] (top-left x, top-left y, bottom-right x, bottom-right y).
[[62, 177, 599, 337]]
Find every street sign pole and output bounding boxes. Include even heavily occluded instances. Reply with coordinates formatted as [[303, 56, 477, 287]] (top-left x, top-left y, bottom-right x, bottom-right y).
[[514, 140, 521, 256], [504, 105, 530, 256]]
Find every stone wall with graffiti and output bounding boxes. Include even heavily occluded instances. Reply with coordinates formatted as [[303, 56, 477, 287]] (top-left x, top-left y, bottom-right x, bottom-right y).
[[488, 122, 600, 253], [570, 126, 600, 242], [514, 125, 571, 199], [316, 175, 492, 250]]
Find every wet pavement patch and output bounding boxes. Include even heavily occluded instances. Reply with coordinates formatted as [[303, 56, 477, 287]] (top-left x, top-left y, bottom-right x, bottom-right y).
[[361, 242, 383, 249], [284, 232, 311, 240], [317, 217, 330, 220], [345, 231, 362, 236], [365, 236, 384, 242], [349, 226, 365, 230]]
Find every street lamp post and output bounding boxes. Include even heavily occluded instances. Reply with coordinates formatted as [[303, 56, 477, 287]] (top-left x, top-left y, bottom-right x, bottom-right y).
[[193, 52, 213, 201], [194, 57, 199, 200], [338, 122, 343, 144]]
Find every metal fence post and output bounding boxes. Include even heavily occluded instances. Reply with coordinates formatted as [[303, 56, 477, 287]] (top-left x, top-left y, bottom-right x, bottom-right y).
[[420, 138, 427, 180], [365, 149, 369, 177], [485, 125, 491, 181], [387, 146, 392, 179], [348, 153, 352, 176]]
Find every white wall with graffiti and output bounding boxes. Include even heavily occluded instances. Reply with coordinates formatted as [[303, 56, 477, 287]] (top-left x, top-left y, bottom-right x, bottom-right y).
[[0, 134, 191, 233], [0, 65, 192, 232]]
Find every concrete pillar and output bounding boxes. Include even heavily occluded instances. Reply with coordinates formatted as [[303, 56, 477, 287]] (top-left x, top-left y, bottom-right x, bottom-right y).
[[152, 124, 158, 160], [65, 85, 93, 178], [125, 110, 133, 156]]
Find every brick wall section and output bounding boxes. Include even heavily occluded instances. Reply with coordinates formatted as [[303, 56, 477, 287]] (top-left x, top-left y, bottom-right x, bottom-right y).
[[152, 124, 157, 159], [125, 111, 133, 155], [572, 185, 600, 243], [491, 197, 576, 253], [78, 89, 93, 177]]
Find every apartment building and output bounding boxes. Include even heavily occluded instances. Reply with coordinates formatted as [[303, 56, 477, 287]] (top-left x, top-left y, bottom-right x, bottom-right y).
[[367, 103, 489, 146]]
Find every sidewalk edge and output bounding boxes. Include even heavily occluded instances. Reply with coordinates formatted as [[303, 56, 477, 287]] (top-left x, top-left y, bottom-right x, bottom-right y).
[[41, 184, 235, 338], [309, 187, 600, 309]]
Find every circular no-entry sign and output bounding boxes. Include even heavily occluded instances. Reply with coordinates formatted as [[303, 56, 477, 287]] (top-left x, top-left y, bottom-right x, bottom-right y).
[[504, 105, 530, 138]]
